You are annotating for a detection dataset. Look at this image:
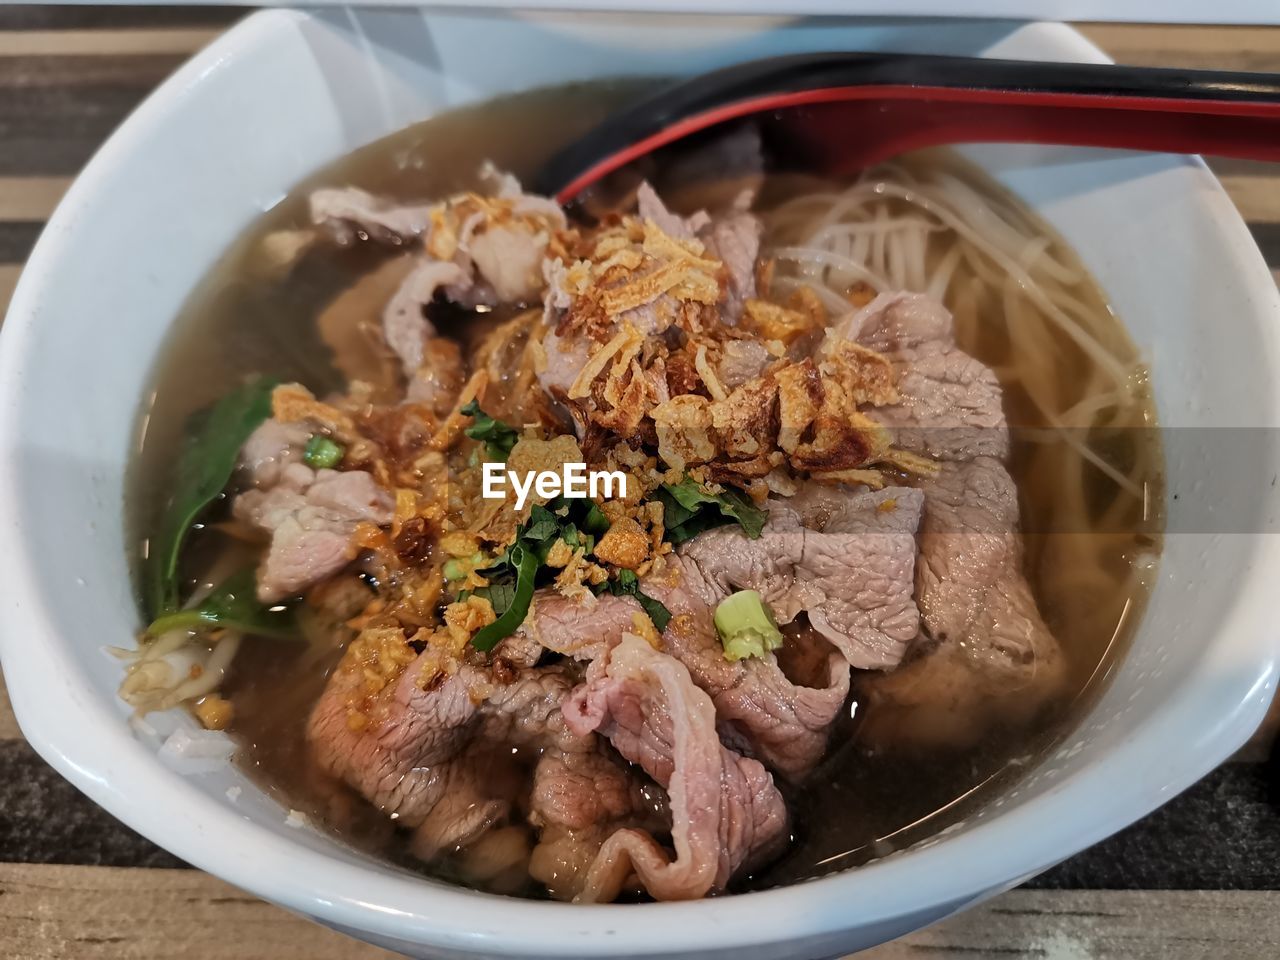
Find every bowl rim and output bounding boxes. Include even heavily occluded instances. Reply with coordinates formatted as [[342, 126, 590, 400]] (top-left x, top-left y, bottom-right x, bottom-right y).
[[2, 9, 1278, 956]]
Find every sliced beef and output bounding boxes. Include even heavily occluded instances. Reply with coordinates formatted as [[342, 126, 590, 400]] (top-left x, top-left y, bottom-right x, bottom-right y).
[[309, 652, 651, 901], [473, 665, 650, 890], [483, 666, 662, 900], [830, 291, 1006, 461], [233, 463, 394, 602], [321, 170, 564, 391], [308, 652, 485, 825], [309, 187, 431, 246], [486, 672, 657, 897], [700, 191, 761, 325], [536, 326, 593, 401], [528, 747, 665, 901], [915, 456, 1021, 643], [636, 181, 710, 240], [490, 631, 546, 670], [381, 258, 470, 377], [680, 486, 925, 670], [635, 182, 760, 324], [520, 589, 635, 662], [239, 418, 310, 489], [564, 633, 789, 902], [463, 215, 559, 306], [449, 167, 567, 307], [841, 293, 1066, 747], [518, 551, 850, 781], [406, 746, 515, 860], [649, 558, 849, 780]]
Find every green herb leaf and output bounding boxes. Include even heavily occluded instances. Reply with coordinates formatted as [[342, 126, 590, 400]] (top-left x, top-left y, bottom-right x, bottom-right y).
[[146, 377, 277, 619], [303, 435, 344, 469], [522, 504, 563, 544], [583, 501, 611, 536], [461, 400, 520, 462], [146, 567, 296, 637], [471, 544, 538, 652], [467, 496, 618, 651], [655, 478, 768, 545], [471, 580, 517, 616], [598, 569, 673, 634]]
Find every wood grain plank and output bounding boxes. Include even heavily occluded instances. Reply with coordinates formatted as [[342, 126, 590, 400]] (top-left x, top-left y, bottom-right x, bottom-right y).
[[1080, 23, 1280, 71], [865, 889, 1280, 959], [0, 55, 186, 176], [5, 866, 1280, 960], [1219, 175, 1280, 223], [0, 177, 68, 220], [0, 29, 218, 58], [0, 263, 20, 318], [0, 223, 41, 262], [0, 863, 398, 960], [0, 670, 18, 741]]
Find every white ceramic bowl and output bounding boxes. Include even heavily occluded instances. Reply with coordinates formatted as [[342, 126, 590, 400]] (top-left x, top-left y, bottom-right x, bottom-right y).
[[2, 9, 1279, 959]]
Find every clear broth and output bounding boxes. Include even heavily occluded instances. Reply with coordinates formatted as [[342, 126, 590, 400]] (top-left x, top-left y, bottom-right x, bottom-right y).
[[128, 82, 1162, 896]]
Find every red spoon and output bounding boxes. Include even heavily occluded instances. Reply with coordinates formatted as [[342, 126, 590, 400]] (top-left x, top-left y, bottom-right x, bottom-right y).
[[536, 52, 1280, 204]]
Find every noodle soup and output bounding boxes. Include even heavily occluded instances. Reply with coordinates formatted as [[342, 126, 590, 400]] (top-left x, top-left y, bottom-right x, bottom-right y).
[[126, 84, 1161, 899]]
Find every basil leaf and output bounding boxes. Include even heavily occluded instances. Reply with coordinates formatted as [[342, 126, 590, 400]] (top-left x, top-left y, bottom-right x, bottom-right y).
[[471, 580, 516, 617], [461, 400, 520, 461], [583, 501, 611, 536], [146, 567, 296, 637], [146, 377, 277, 619], [598, 569, 673, 634], [471, 543, 538, 652], [714, 486, 768, 539], [467, 496, 618, 651], [522, 504, 562, 544], [655, 478, 767, 545]]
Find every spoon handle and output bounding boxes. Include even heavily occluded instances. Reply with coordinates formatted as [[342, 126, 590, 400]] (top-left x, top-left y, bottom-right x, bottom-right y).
[[541, 52, 1280, 201]]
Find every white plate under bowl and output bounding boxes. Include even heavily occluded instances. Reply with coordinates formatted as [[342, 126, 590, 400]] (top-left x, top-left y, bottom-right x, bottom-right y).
[[2, 10, 1278, 960]]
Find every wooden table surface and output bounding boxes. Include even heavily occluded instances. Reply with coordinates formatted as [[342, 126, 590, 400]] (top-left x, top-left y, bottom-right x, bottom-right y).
[[3, 9, 1280, 959]]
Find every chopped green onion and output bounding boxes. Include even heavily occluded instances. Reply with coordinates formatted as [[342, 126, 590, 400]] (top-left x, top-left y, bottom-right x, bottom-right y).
[[444, 552, 486, 583], [303, 435, 344, 469], [714, 589, 783, 662], [461, 400, 520, 461]]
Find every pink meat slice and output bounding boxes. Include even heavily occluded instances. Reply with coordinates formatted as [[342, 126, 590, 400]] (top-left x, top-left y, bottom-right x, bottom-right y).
[[308, 651, 655, 900], [309, 186, 432, 245], [520, 552, 849, 782], [832, 292, 1066, 746], [233, 462, 394, 602], [564, 633, 789, 902], [307, 652, 486, 827], [679, 485, 925, 670]]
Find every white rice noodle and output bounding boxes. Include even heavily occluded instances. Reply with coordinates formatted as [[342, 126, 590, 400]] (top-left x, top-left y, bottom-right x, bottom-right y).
[[763, 157, 1148, 501], [157, 726, 237, 775]]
